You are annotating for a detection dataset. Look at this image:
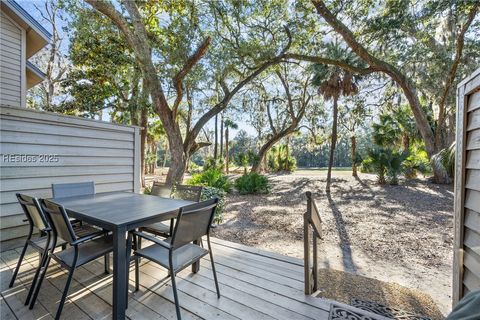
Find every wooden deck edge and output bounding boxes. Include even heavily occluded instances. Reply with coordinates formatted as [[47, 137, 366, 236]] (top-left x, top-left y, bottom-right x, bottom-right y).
[[210, 237, 304, 267]]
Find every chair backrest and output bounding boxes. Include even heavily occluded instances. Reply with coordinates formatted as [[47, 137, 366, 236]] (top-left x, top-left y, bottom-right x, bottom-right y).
[[150, 181, 172, 198], [171, 198, 218, 248], [52, 181, 95, 199], [41, 199, 77, 244], [16, 194, 48, 232], [172, 185, 203, 202]]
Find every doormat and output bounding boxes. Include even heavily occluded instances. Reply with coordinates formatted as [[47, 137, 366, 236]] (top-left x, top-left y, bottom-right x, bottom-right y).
[[351, 299, 431, 320], [329, 304, 376, 320]]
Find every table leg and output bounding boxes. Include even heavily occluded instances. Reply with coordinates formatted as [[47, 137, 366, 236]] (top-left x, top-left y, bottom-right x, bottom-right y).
[[113, 227, 127, 319], [192, 238, 201, 273]]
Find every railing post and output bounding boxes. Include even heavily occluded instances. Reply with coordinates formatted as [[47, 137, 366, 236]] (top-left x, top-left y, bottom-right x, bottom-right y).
[[312, 230, 318, 292], [304, 210, 311, 294]]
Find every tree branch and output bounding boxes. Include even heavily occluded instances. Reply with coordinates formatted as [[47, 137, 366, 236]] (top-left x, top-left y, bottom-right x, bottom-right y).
[[438, 4, 478, 116], [172, 37, 211, 117], [283, 53, 375, 74]]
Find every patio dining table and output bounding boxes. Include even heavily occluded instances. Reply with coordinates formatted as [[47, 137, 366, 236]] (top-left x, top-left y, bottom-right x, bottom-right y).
[[52, 192, 195, 319]]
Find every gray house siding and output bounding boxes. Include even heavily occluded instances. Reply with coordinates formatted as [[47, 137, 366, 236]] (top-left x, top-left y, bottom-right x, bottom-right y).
[[0, 105, 141, 242], [0, 11, 23, 107]]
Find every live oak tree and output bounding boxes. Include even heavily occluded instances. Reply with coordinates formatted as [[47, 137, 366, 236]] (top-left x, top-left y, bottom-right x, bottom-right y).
[[249, 64, 314, 172], [86, 0, 293, 185], [298, 0, 479, 183], [63, 5, 152, 185]]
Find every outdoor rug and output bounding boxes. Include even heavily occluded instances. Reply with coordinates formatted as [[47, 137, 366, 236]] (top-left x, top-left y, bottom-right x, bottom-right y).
[[351, 299, 431, 320], [329, 303, 377, 320]]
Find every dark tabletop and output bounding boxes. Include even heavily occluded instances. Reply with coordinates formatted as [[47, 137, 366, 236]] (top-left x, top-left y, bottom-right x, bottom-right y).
[[52, 192, 193, 229]]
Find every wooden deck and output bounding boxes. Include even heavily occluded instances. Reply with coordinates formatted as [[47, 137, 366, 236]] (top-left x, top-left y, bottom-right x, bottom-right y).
[[0, 237, 332, 320]]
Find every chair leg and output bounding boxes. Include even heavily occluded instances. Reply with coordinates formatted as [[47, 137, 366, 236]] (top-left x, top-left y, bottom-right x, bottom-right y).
[[207, 238, 220, 298], [55, 268, 75, 320], [25, 241, 50, 305], [170, 270, 182, 320], [9, 241, 28, 288], [104, 254, 110, 274], [29, 255, 52, 309], [132, 234, 140, 291], [134, 257, 139, 292]]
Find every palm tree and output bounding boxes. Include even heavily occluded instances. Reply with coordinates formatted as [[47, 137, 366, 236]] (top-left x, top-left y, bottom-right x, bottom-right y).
[[224, 119, 238, 173], [312, 43, 362, 192]]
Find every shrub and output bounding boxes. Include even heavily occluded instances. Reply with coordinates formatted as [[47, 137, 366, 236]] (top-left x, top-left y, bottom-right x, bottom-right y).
[[403, 146, 431, 179], [187, 168, 232, 192], [430, 142, 455, 183], [363, 147, 407, 185], [234, 173, 270, 194], [203, 157, 224, 171], [143, 185, 152, 195], [188, 161, 201, 174], [201, 186, 226, 224]]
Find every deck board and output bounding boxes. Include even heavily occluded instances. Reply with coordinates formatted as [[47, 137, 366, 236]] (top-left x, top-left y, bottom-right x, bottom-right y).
[[0, 238, 331, 319]]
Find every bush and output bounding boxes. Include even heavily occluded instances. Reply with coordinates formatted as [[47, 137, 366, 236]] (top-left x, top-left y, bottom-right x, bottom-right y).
[[201, 187, 226, 224], [203, 157, 224, 171], [187, 168, 232, 192], [430, 142, 455, 183], [403, 146, 431, 179], [188, 161, 201, 174], [234, 173, 270, 194], [362, 147, 407, 185], [143, 185, 152, 195]]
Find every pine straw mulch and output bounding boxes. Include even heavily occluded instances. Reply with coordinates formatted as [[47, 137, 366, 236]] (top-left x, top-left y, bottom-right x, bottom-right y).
[[316, 268, 444, 320]]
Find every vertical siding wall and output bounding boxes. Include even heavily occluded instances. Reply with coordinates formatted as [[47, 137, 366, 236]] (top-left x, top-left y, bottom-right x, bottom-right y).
[[0, 11, 22, 107], [453, 68, 480, 304], [0, 105, 141, 242]]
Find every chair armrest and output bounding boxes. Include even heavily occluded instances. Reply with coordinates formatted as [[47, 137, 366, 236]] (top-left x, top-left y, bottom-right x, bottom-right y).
[[132, 231, 172, 249], [71, 230, 107, 246]]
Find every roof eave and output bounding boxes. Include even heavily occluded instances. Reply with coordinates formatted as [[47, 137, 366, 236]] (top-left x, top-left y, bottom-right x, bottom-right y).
[[1, 0, 51, 58]]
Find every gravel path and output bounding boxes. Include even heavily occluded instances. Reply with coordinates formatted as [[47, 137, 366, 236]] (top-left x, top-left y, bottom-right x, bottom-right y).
[[211, 171, 454, 316]]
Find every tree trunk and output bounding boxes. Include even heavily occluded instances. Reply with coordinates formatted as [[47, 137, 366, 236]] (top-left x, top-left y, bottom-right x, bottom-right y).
[[220, 113, 224, 159], [140, 107, 148, 187], [285, 137, 290, 171], [326, 97, 339, 192], [252, 128, 297, 173], [351, 135, 357, 178], [162, 140, 168, 171], [225, 126, 229, 173], [166, 140, 187, 185], [214, 114, 218, 159]]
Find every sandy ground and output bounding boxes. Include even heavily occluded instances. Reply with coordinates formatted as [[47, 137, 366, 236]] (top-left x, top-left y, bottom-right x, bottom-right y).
[[211, 170, 454, 316]]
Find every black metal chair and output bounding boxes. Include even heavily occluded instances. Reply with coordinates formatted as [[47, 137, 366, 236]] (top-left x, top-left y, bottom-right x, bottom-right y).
[[51, 181, 95, 198], [29, 199, 113, 320], [128, 198, 220, 320], [9, 194, 100, 306], [52, 181, 111, 271], [150, 181, 172, 198], [172, 184, 203, 202], [140, 184, 203, 239]]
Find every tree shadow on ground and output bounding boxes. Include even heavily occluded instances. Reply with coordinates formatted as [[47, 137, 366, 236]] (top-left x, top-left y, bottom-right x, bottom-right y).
[[326, 191, 357, 273]]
